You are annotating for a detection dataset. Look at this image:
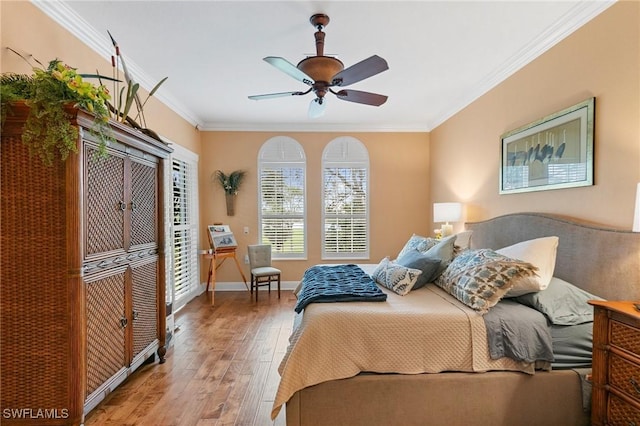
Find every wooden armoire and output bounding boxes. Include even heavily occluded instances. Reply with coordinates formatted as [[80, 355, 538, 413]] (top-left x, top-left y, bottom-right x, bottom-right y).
[[1, 104, 172, 425]]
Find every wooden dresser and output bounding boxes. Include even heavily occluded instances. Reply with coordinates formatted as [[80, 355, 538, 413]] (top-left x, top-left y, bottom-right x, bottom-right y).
[[590, 300, 640, 425], [0, 105, 172, 425]]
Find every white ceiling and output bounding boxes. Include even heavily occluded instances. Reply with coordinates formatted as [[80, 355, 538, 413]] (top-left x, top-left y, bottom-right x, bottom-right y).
[[35, 1, 614, 132]]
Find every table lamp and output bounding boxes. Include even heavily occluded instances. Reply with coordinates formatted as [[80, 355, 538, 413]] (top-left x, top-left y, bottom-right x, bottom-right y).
[[433, 202, 463, 237]]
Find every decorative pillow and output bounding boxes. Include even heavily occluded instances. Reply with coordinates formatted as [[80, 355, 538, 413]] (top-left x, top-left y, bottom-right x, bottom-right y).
[[515, 277, 604, 325], [396, 249, 441, 290], [435, 249, 539, 313], [425, 234, 457, 278], [496, 236, 558, 297], [372, 257, 422, 296], [397, 234, 439, 259], [454, 230, 473, 250]]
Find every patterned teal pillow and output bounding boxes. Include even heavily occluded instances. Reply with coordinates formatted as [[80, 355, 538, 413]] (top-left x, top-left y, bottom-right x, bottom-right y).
[[397, 234, 439, 259], [435, 249, 539, 313], [372, 257, 422, 296]]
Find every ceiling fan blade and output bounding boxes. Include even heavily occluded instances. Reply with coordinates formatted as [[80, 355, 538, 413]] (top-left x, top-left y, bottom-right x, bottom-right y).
[[331, 55, 389, 87], [264, 56, 314, 86], [308, 97, 326, 118], [248, 90, 308, 100], [335, 89, 388, 106]]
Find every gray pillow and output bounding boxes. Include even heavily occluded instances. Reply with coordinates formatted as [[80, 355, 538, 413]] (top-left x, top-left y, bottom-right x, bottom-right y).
[[396, 235, 456, 290], [514, 277, 604, 325], [396, 234, 439, 259], [396, 249, 441, 290], [425, 234, 457, 277]]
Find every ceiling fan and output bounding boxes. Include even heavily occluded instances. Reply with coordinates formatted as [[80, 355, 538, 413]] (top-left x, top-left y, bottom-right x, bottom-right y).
[[248, 14, 389, 118]]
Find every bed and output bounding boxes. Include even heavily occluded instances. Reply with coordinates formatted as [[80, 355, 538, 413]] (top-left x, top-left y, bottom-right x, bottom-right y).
[[276, 213, 640, 426]]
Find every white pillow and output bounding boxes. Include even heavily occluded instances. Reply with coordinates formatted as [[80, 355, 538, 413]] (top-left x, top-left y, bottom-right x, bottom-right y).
[[496, 236, 559, 297], [454, 230, 473, 250]]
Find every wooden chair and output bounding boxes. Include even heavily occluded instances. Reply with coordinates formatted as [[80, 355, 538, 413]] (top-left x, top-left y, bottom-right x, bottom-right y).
[[248, 244, 281, 301]]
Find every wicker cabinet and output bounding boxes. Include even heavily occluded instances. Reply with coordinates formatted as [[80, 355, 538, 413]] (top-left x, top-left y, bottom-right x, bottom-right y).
[[590, 300, 640, 425], [0, 105, 171, 425]]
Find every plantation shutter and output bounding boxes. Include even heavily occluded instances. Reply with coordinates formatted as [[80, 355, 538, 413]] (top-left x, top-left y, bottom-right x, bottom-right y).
[[322, 137, 370, 260], [258, 137, 306, 259], [172, 152, 200, 309]]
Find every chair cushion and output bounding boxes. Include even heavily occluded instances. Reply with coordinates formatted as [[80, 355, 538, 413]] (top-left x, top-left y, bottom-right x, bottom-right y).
[[252, 266, 281, 276]]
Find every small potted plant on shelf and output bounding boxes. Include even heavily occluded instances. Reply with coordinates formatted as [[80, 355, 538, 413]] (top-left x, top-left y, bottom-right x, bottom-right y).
[[214, 170, 247, 216], [1, 58, 114, 166]]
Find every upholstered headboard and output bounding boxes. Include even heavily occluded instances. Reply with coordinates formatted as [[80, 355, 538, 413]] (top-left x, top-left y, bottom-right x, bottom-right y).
[[466, 213, 640, 301]]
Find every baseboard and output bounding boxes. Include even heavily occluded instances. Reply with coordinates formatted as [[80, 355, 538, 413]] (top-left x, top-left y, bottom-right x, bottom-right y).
[[202, 281, 299, 291]]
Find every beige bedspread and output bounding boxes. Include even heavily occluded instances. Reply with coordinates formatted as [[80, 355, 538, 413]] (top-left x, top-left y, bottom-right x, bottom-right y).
[[272, 276, 548, 420]]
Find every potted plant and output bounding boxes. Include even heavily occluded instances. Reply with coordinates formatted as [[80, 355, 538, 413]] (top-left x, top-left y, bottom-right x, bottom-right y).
[[214, 170, 247, 216], [1, 59, 114, 166]]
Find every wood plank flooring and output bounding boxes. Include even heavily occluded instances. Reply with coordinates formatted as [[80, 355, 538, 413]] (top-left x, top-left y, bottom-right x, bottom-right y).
[[84, 290, 296, 426]]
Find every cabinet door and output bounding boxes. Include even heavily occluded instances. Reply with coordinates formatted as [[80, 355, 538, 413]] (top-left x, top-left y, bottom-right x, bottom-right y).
[[130, 158, 158, 250], [85, 269, 127, 397], [131, 257, 159, 360], [85, 144, 126, 258]]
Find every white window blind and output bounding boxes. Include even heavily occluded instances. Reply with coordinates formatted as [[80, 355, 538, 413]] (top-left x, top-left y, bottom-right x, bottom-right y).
[[171, 149, 200, 310], [258, 137, 306, 259], [322, 137, 369, 260]]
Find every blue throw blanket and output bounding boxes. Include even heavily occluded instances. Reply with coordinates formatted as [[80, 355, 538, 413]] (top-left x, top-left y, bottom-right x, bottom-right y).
[[294, 264, 387, 313]]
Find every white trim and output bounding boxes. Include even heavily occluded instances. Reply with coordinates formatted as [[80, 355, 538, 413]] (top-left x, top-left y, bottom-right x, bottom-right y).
[[32, 0, 201, 128], [170, 144, 202, 311], [169, 141, 199, 162], [426, 0, 616, 130], [199, 122, 431, 132], [33, 0, 614, 133], [258, 137, 307, 259]]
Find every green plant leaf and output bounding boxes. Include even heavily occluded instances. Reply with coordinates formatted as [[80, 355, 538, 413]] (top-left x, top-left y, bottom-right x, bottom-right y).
[[80, 73, 121, 82], [121, 82, 139, 123], [148, 76, 168, 97]]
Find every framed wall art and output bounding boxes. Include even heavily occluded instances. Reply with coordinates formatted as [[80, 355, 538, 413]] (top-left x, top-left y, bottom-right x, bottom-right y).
[[499, 98, 594, 194]]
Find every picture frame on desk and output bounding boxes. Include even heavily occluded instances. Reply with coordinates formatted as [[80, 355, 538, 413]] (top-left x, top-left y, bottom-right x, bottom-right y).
[[211, 232, 238, 250], [207, 224, 237, 250], [209, 224, 231, 234]]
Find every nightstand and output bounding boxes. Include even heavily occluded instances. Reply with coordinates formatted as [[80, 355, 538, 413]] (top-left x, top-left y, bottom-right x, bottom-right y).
[[589, 300, 640, 425]]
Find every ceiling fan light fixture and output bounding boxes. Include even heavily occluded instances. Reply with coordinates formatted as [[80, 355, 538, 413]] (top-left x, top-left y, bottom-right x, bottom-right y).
[[308, 97, 326, 118]]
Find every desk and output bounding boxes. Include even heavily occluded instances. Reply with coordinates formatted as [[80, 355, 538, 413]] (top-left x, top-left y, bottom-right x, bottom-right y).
[[204, 248, 248, 305]]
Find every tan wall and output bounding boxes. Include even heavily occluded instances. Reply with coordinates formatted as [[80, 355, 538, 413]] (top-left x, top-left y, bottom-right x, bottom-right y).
[[9, 1, 636, 285], [200, 131, 430, 282], [430, 1, 640, 231], [0, 1, 201, 152]]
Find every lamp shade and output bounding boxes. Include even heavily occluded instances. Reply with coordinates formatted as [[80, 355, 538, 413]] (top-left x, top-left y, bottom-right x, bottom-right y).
[[633, 182, 640, 232], [433, 202, 463, 224]]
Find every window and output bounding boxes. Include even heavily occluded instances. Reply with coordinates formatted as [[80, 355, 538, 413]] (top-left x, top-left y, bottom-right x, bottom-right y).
[[258, 137, 306, 259], [171, 144, 200, 310], [322, 137, 369, 260]]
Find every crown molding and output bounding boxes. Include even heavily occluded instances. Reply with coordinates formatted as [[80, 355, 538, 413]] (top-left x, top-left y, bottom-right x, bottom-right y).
[[426, 0, 616, 131], [32, 0, 201, 128], [32, 0, 615, 134], [197, 121, 430, 133]]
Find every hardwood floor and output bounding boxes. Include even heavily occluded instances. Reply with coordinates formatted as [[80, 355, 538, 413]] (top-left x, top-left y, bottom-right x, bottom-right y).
[[85, 290, 296, 426]]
